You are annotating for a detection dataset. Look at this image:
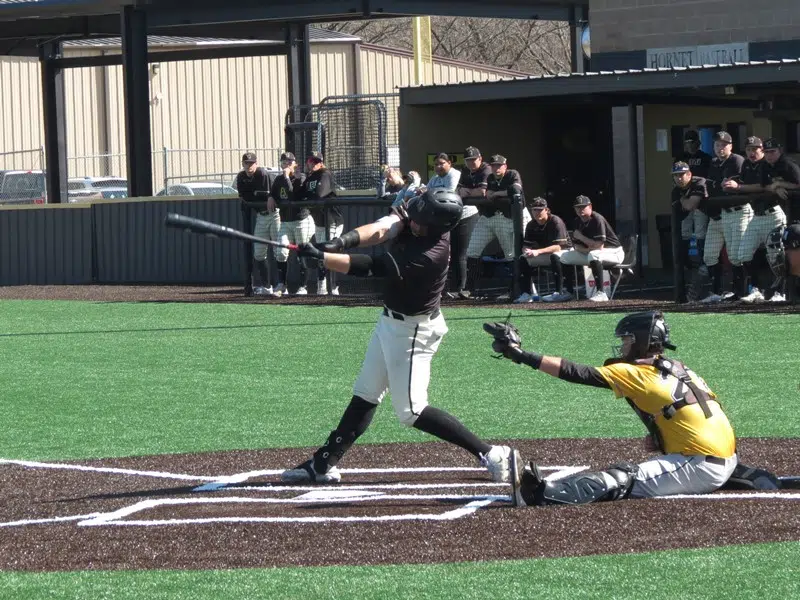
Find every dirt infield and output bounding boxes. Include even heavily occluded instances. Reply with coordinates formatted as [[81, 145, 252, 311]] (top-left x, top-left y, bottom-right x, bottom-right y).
[[1, 437, 798, 573], [0, 284, 797, 314]]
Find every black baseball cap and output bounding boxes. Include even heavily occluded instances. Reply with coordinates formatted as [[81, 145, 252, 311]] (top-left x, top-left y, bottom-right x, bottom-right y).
[[489, 154, 507, 165], [714, 131, 733, 144], [306, 151, 324, 163], [574, 195, 592, 206], [784, 222, 800, 249], [683, 130, 700, 142], [242, 152, 257, 163], [672, 161, 690, 174], [280, 152, 296, 162], [464, 146, 481, 159], [764, 138, 782, 151], [745, 136, 763, 148], [531, 197, 548, 210]]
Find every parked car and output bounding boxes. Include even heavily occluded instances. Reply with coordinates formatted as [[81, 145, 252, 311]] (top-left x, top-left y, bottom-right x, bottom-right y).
[[0, 170, 47, 205], [156, 182, 238, 197], [67, 177, 129, 202]]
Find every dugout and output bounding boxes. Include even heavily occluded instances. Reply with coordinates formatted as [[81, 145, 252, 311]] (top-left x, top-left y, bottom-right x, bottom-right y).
[[399, 60, 800, 277]]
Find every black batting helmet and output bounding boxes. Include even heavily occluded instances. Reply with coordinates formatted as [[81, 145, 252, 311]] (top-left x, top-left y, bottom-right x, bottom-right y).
[[614, 311, 676, 361], [406, 188, 462, 235]]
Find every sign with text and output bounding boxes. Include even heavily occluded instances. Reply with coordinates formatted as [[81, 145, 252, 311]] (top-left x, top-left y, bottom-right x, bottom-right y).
[[646, 43, 749, 69]]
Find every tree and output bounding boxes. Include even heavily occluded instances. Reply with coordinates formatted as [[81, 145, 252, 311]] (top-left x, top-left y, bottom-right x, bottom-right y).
[[321, 17, 571, 76]]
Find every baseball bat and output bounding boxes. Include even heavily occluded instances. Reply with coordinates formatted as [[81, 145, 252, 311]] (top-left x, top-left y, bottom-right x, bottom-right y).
[[164, 213, 298, 250]]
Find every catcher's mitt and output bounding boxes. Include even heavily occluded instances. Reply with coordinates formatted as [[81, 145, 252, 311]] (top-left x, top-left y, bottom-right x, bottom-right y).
[[483, 319, 522, 357]]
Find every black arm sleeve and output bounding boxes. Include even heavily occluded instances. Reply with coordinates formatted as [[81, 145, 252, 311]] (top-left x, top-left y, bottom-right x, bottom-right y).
[[347, 254, 375, 277], [557, 359, 611, 389]]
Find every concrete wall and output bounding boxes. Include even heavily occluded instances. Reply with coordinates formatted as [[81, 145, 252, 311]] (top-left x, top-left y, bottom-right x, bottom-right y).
[[399, 100, 545, 196], [590, 0, 800, 54]]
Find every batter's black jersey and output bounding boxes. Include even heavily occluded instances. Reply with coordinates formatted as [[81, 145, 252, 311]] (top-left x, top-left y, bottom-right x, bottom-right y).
[[271, 171, 307, 222], [485, 169, 523, 218], [303, 169, 342, 226], [236, 167, 275, 203], [676, 150, 712, 179], [523, 214, 570, 250], [572, 211, 621, 249], [379, 212, 450, 316], [672, 176, 708, 216]]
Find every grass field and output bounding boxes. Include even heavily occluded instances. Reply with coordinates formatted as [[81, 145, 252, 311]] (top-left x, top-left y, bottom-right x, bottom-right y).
[[2, 300, 799, 597]]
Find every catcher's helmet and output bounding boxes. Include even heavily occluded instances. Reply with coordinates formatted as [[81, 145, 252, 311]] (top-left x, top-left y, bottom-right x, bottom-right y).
[[406, 188, 462, 235], [766, 225, 787, 279], [614, 311, 676, 360]]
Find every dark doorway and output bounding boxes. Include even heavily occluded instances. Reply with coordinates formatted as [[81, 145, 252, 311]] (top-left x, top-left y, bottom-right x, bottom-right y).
[[542, 107, 614, 223]]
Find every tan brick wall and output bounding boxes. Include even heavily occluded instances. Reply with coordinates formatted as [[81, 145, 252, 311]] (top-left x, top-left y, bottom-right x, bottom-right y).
[[591, 0, 800, 54]]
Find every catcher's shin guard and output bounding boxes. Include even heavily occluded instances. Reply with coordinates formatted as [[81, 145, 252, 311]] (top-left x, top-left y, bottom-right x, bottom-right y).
[[526, 462, 637, 506]]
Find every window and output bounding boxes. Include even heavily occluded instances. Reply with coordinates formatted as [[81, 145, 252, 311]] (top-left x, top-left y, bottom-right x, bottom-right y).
[[725, 122, 748, 153], [696, 125, 722, 155]]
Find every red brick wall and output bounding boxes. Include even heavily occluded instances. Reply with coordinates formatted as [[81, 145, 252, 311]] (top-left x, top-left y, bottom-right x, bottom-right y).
[[591, 0, 800, 53]]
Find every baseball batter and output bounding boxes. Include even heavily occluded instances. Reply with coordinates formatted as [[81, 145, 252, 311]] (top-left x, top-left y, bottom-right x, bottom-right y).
[[485, 311, 738, 506], [280, 189, 515, 484]]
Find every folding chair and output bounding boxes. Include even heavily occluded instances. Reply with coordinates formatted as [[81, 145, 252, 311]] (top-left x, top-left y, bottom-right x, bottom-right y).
[[603, 234, 639, 300]]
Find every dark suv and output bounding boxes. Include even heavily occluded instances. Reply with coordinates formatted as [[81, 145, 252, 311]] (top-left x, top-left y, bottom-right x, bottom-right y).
[[0, 170, 47, 205]]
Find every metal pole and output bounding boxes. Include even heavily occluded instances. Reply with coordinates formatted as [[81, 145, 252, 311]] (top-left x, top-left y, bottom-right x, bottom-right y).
[[40, 42, 68, 204], [163, 146, 169, 192]]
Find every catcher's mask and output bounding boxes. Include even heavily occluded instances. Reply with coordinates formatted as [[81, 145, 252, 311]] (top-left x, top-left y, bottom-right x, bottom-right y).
[[613, 311, 676, 360], [406, 189, 462, 236]]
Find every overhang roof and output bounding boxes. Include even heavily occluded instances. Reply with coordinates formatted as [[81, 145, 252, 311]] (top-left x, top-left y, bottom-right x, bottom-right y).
[[400, 59, 800, 108]]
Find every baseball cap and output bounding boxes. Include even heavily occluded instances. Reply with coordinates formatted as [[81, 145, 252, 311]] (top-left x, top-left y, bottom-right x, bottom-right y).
[[464, 146, 481, 159], [574, 195, 592, 207], [489, 154, 507, 165], [242, 152, 257, 163], [764, 138, 782, 151], [683, 130, 700, 143], [531, 197, 548, 210], [745, 136, 763, 148], [714, 131, 733, 144], [672, 161, 690, 174], [306, 151, 324, 163], [784, 222, 800, 249], [280, 151, 296, 162]]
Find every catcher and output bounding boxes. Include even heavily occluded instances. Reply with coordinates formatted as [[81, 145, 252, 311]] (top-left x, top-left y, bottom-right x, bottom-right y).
[[485, 311, 780, 508]]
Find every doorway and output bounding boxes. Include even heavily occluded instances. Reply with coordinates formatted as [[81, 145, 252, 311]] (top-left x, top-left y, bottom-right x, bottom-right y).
[[542, 107, 614, 222]]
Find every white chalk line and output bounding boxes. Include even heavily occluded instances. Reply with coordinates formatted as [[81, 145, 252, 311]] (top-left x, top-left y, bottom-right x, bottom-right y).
[[0, 513, 102, 528], [0, 458, 216, 482]]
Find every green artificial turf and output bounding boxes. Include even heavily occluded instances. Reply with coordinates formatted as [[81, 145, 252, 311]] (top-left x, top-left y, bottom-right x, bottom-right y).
[[2, 300, 798, 460], [2, 541, 798, 599]]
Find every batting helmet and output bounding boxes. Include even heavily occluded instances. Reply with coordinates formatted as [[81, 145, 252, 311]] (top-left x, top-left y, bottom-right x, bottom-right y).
[[406, 188, 462, 235], [614, 311, 676, 361]]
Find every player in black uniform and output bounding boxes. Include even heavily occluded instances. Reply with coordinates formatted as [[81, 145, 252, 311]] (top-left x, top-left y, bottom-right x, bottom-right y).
[[559, 196, 624, 302], [272, 152, 310, 297], [236, 152, 276, 296], [671, 162, 709, 300], [302, 152, 342, 295], [453, 146, 490, 298], [515, 197, 572, 303], [676, 130, 712, 179], [280, 189, 515, 484], [763, 138, 800, 221], [700, 132, 745, 303]]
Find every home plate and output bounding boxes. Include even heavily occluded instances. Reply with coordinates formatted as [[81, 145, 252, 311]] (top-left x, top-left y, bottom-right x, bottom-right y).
[[296, 489, 387, 501]]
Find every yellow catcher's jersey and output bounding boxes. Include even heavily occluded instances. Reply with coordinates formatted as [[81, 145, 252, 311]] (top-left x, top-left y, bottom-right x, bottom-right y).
[[596, 361, 736, 458]]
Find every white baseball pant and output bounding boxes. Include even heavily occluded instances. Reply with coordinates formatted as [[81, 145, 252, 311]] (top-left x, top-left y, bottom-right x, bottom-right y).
[[738, 206, 787, 264], [720, 204, 753, 266], [466, 210, 532, 260], [703, 217, 725, 267], [315, 223, 345, 246], [352, 308, 448, 427], [276, 215, 315, 262], [253, 211, 281, 261], [680, 210, 709, 240], [629, 453, 737, 498], [559, 246, 625, 268]]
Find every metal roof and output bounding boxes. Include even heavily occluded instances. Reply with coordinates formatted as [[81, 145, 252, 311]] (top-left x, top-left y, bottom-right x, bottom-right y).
[[401, 59, 800, 106], [62, 28, 361, 48]]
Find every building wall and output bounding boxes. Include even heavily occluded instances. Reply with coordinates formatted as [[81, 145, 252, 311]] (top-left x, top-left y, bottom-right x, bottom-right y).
[[0, 57, 44, 170], [399, 100, 545, 196], [591, 0, 800, 54]]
